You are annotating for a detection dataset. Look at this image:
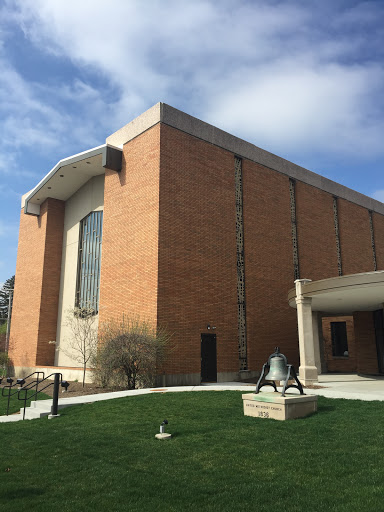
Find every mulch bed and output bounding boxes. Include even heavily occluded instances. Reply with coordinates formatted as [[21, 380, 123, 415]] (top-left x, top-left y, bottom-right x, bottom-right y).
[[1, 378, 325, 400], [0, 379, 123, 399]]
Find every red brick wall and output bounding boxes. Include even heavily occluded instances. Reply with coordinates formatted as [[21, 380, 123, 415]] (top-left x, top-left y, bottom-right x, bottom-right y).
[[354, 311, 379, 374], [295, 183, 339, 280], [338, 199, 374, 275], [322, 316, 357, 372], [157, 124, 238, 377], [9, 198, 64, 367], [99, 124, 161, 328], [10, 123, 383, 379], [373, 212, 384, 270], [242, 162, 299, 369]]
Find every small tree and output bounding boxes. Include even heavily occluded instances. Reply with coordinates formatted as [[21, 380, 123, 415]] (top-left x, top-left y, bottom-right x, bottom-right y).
[[60, 307, 98, 387], [94, 317, 169, 390], [0, 351, 8, 378], [0, 322, 6, 352], [0, 276, 15, 320]]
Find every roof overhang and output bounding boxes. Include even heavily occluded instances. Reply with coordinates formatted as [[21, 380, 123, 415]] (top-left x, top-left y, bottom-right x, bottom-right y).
[[23, 144, 122, 216], [288, 271, 384, 314]]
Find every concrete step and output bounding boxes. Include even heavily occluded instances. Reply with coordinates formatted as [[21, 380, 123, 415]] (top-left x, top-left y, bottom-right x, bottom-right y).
[[21, 408, 45, 420], [20, 399, 70, 420], [29, 400, 53, 411], [19, 399, 53, 420]]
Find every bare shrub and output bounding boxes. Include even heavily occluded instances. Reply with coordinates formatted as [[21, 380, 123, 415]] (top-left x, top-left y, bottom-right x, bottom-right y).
[[94, 317, 169, 390]]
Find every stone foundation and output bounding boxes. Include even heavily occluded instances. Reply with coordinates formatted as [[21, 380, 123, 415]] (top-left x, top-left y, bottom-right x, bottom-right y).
[[242, 392, 317, 421]]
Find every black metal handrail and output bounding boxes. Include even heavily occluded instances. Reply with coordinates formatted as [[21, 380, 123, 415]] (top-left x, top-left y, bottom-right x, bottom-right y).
[[1, 371, 45, 416], [18, 372, 64, 420]]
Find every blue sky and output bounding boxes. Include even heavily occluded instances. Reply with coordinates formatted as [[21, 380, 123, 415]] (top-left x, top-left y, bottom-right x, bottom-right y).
[[0, 0, 383, 285]]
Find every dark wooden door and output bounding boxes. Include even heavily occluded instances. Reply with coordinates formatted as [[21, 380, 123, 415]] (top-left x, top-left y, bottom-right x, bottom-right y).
[[374, 310, 384, 374], [201, 334, 217, 382]]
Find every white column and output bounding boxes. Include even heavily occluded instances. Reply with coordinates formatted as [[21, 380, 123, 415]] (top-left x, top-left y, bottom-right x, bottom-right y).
[[312, 312, 322, 375], [295, 279, 318, 385]]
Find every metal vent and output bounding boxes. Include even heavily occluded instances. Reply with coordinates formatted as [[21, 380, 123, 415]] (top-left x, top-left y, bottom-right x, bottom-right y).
[[235, 157, 247, 371], [369, 211, 377, 271], [289, 179, 300, 280], [333, 197, 342, 276]]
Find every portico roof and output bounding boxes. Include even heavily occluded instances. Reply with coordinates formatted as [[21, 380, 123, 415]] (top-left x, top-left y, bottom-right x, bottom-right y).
[[22, 144, 122, 216], [288, 271, 384, 314]]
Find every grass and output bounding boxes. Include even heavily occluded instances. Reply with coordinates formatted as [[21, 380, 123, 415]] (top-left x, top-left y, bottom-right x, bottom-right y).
[[0, 389, 50, 416], [0, 391, 384, 511]]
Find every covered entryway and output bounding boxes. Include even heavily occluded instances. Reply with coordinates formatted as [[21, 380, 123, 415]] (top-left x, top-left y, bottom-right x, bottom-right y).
[[288, 271, 384, 385]]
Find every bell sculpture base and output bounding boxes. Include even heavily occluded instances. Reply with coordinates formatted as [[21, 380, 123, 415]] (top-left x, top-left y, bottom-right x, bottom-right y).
[[242, 392, 317, 421]]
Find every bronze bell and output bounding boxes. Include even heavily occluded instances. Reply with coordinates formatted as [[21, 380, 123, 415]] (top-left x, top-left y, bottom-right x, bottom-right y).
[[265, 350, 289, 382], [255, 346, 304, 396]]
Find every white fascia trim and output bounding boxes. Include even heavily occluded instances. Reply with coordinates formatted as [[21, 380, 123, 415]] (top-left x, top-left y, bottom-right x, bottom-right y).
[[23, 144, 122, 216]]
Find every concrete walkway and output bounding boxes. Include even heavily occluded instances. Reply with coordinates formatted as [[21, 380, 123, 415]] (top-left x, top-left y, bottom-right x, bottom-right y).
[[1, 374, 384, 423], [315, 373, 384, 401]]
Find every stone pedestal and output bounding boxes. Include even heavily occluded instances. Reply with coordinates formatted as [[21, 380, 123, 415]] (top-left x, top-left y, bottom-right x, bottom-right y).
[[242, 392, 317, 421]]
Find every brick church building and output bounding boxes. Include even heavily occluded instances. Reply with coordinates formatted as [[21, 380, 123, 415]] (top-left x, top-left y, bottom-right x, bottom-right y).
[[9, 103, 384, 385]]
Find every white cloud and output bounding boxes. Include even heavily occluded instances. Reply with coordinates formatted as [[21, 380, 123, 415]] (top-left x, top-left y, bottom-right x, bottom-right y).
[[0, 0, 383, 283], [1, 0, 383, 163], [204, 61, 384, 157], [0, 54, 110, 173]]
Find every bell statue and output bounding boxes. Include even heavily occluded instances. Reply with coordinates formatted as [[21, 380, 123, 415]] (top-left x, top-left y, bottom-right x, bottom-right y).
[[255, 347, 304, 396]]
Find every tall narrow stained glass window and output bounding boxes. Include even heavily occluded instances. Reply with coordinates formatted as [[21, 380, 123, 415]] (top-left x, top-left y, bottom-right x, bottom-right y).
[[75, 211, 103, 313]]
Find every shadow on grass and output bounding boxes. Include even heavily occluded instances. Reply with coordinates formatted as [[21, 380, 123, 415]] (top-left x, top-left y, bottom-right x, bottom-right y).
[[0, 487, 45, 501], [317, 404, 336, 413]]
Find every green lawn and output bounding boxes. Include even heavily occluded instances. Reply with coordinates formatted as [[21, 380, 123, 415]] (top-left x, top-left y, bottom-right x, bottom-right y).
[[1, 391, 384, 512], [0, 388, 50, 416]]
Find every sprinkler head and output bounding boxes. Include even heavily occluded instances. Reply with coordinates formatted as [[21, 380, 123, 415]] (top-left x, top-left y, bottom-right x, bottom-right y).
[[156, 419, 171, 440]]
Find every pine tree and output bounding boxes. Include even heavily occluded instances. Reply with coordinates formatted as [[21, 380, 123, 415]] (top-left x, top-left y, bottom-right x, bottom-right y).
[[0, 276, 15, 320]]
